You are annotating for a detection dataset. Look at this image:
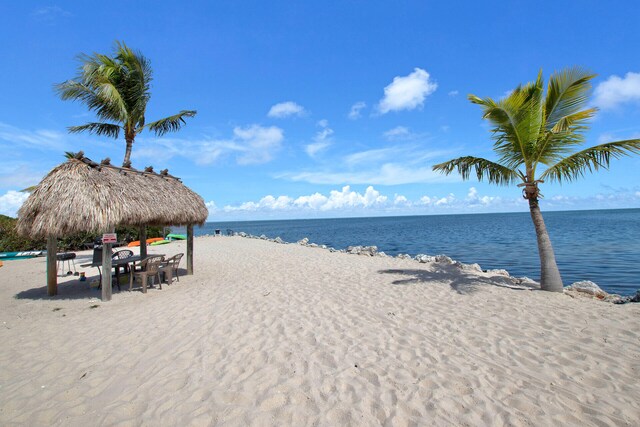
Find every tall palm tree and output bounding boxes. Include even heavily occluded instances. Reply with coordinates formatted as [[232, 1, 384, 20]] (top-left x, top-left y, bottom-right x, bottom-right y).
[[55, 41, 196, 167], [433, 68, 640, 292]]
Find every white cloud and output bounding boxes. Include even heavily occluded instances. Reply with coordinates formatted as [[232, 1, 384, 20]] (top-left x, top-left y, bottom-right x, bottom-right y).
[[305, 120, 334, 157], [394, 195, 410, 206], [32, 6, 72, 22], [594, 72, 640, 110], [0, 163, 46, 189], [466, 186, 497, 206], [283, 143, 457, 186], [133, 124, 284, 166], [0, 122, 68, 151], [0, 190, 30, 217], [234, 125, 284, 165], [383, 126, 415, 141], [279, 163, 455, 186], [348, 101, 366, 120], [448, 90, 459, 96], [267, 101, 306, 118], [223, 186, 387, 213], [377, 68, 437, 114], [208, 186, 640, 220]]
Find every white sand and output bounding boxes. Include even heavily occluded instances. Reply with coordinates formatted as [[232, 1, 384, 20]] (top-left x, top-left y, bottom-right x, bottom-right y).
[[0, 236, 638, 426]]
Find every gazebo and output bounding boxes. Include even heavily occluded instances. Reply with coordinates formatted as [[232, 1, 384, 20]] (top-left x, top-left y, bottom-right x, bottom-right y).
[[16, 152, 209, 301]]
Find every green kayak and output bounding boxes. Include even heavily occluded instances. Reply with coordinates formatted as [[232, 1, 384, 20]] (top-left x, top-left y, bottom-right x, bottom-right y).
[[166, 233, 187, 240], [150, 239, 171, 246]]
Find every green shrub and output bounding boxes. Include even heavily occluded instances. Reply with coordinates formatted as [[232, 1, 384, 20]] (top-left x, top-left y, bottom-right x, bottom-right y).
[[0, 215, 170, 252]]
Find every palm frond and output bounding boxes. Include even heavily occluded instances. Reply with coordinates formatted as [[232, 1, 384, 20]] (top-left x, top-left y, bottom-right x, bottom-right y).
[[544, 67, 596, 130], [146, 110, 197, 136], [540, 138, 640, 183], [68, 122, 121, 138], [432, 156, 520, 185]]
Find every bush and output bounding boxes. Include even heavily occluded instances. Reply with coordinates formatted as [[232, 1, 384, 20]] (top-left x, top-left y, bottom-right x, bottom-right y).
[[0, 215, 170, 252], [0, 215, 46, 252]]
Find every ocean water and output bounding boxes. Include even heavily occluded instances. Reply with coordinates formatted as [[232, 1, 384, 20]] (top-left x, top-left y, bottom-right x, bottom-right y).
[[185, 209, 640, 296]]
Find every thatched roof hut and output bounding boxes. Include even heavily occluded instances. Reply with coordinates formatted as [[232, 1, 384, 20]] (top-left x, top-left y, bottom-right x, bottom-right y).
[[17, 155, 207, 237], [17, 152, 208, 300]]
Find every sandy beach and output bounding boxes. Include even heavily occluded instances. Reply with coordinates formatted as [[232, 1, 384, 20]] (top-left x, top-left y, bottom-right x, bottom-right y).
[[0, 236, 638, 426]]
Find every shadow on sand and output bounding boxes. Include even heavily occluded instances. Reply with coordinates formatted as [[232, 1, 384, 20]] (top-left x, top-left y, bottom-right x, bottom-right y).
[[14, 268, 188, 301], [378, 265, 535, 295]]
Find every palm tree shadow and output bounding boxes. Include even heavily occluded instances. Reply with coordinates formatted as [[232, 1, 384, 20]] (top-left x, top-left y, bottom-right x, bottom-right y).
[[379, 265, 535, 295]]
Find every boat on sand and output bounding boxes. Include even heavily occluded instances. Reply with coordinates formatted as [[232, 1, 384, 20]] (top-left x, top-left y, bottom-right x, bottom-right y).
[[127, 238, 164, 247]]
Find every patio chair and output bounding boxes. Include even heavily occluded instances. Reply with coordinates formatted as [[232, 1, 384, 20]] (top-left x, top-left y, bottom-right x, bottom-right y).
[[159, 253, 184, 284], [112, 249, 134, 274], [129, 255, 164, 293]]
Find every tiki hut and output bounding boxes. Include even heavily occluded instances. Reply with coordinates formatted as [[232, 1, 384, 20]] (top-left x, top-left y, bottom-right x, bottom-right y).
[[17, 152, 208, 300]]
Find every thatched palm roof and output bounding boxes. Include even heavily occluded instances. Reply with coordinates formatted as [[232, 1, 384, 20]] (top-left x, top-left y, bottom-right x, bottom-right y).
[[17, 154, 208, 238]]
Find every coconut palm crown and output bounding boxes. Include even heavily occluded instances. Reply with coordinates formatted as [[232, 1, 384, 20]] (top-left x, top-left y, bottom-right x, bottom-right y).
[[433, 67, 640, 292], [55, 41, 196, 167]]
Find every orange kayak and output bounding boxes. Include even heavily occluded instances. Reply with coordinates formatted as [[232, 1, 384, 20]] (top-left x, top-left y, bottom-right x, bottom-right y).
[[127, 237, 164, 247]]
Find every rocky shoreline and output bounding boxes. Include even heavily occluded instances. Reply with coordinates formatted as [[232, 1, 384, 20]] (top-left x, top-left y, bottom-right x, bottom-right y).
[[225, 231, 640, 305]]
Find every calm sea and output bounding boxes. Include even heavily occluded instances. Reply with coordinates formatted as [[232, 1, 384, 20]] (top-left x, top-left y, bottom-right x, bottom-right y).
[[184, 209, 640, 296]]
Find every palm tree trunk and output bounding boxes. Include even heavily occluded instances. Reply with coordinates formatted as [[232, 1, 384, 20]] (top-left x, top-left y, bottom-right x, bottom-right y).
[[123, 137, 133, 167], [528, 197, 563, 292]]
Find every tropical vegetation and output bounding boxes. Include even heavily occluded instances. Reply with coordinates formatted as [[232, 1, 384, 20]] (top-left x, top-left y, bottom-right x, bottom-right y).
[[0, 215, 165, 252], [55, 41, 196, 166], [433, 67, 640, 292]]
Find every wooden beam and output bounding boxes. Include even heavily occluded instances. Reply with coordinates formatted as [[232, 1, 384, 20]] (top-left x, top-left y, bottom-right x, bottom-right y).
[[139, 226, 147, 260], [46, 235, 57, 296], [101, 237, 112, 302], [187, 224, 194, 275]]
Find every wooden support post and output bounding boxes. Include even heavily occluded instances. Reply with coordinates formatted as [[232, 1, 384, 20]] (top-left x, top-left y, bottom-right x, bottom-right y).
[[101, 237, 112, 302], [139, 226, 147, 260], [187, 224, 194, 275], [46, 235, 57, 296]]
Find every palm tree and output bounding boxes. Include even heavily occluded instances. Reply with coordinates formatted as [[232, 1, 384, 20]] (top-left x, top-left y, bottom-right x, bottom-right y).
[[433, 68, 640, 292], [55, 41, 196, 167]]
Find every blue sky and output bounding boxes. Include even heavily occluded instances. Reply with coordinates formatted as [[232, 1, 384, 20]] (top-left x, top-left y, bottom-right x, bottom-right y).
[[1, 1, 640, 221]]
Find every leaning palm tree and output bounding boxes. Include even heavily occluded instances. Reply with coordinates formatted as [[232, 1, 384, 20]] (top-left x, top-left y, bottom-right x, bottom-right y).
[[433, 68, 640, 292], [55, 41, 196, 166]]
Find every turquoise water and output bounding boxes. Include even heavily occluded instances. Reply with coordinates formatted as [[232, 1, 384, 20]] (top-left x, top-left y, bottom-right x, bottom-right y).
[[187, 209, 639, 296]]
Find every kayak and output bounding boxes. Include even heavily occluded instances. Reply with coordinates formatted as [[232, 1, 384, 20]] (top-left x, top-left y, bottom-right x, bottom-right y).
[[166, 233, 187, 240], [127, 238, 165, 247], [150, 239, 171, 246], [0, 250, 45, 260]]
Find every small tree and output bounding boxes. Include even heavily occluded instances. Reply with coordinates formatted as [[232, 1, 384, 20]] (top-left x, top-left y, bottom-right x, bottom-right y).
[[55, 41, 196, 166], [433, 68, 640, 292]]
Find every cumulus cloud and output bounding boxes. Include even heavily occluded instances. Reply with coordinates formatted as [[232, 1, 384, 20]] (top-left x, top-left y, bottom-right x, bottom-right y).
[[267, 101, 306, 118], [466, 186, 497, 206], [222, 186, 387, 213], [207, 186, 640, 220], [134, 124, 284, 166], [377, 68, 437, 114], [593, 72, 640, 110], [305, 120, 334, 157], [348, 101, 366, 120], [394, 194, 410, 206], [0, 190, 29, 217]]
